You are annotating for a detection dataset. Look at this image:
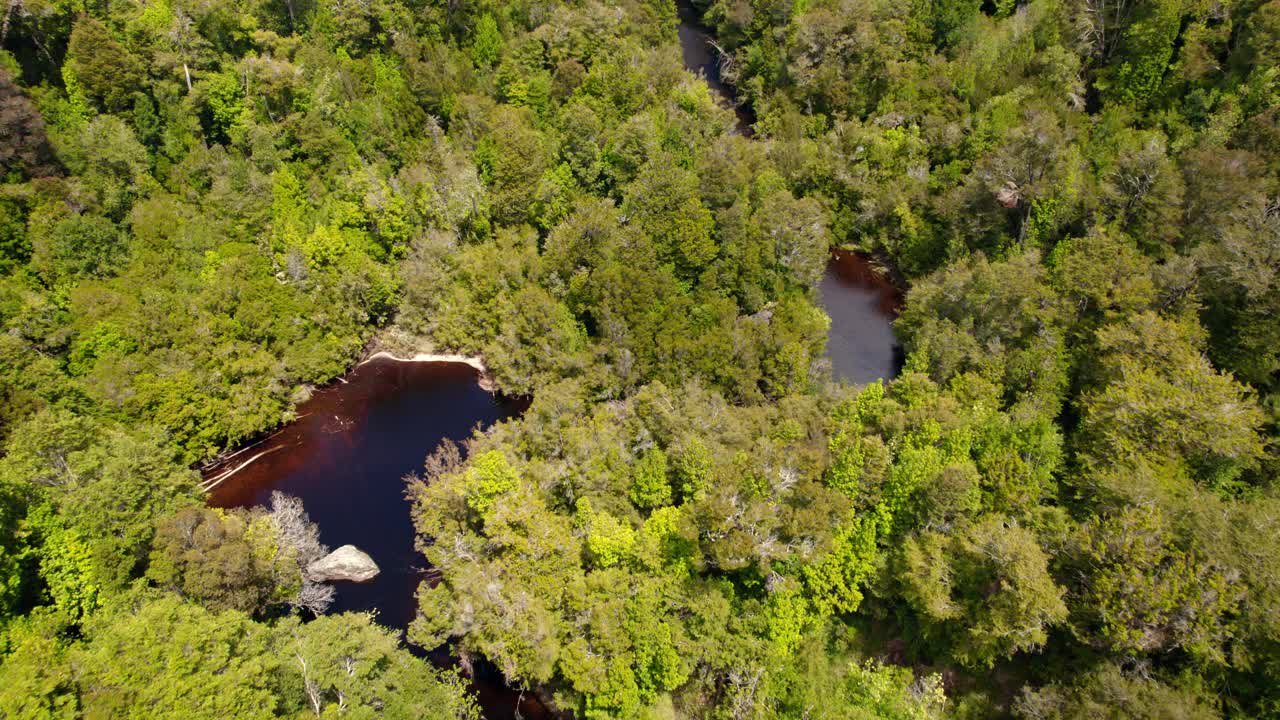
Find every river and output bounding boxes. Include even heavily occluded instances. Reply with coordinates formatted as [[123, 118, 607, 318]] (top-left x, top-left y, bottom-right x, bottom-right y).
[[820, 250, 903, 384], [675, 0, 755, 134], [674, 1, 902, 384], [202, 7, 900, 720]]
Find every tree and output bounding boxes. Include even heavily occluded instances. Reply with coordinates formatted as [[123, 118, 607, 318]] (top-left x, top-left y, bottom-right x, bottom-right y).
[[1195, 198, 1280, 396], [621, 155, 718, 276], [1096, 0, 1183, 107], [148, 494, 330, 616], [1077, 312, 1265, 485], [59, 115, 156, 219], [472, 14, 503, 68], [268, 491, 332, 614], [629, 448, 672, 509], [0, 609, 79, 718], [897, 515, 1068, 668], [278, 613, 480, 719], [29, 213, 125, 282], [973, 104, 1082, 248], [1067, 505, 1240, 664], [1015, 663, 1222, 720], [68, 593, 280, 719], [0, 594, 481, 719], [147, 506, 286, 614], [0, 410, 201, 598], [476, 106, 550, 226], [66, 18, 144, 113], [752, 185, 830, 287], [1093, 127, 1184, 253], [837, 660, 946, 720], [896, 252, 1068, 414], [1178, 147, 1266, 250], [0, 478, 28, 623], [1049, 229, 1156, 334]]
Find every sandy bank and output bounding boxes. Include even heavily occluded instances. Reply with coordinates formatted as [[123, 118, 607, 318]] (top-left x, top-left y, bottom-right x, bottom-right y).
[[359, 351, 495, 391]]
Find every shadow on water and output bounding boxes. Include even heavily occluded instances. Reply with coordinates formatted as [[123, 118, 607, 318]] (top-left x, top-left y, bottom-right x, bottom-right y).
[[819, 250, 905, 385], [205, 358, 553, 720]]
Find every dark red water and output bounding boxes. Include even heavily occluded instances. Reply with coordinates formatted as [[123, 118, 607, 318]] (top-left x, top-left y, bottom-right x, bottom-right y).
[[819, 250, 903, 384], [205, 358, 550, 719]]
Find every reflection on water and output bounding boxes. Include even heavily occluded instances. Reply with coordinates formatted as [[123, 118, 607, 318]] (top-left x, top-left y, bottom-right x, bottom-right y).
[[819, 250, 903, 385], [205, 358, 549, 720]]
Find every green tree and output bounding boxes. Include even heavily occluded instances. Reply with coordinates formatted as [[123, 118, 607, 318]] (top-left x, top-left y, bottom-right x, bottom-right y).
[[630, 448, 672, 509], [1068, 505, 1240, 664], [897, 515, 1068, 668], [621, 156, 718, 276], [68, 593, 280, 719], [146, 506, 292, 615], [0, 410, 201, 597], [897, 252, 1068, 414], [66, 18, 144, 113], [1015, 662, 1222, 720], [472, 14, 503, 68], [1098, 0, 1184, 107], [0, 610, 79, 718], [1077, 312, 1265, 486], [29, 213, 125, 282], [277, 613, 479, 719]]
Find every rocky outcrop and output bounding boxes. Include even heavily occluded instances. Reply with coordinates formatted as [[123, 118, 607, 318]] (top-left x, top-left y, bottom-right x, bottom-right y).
[[306, 544, 380, 583], [995, 181, 1021, 208]]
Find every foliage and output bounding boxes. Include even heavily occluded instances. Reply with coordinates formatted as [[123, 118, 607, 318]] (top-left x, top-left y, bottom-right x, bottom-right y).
[[0, 594, 477, 719], [0, 0, 1277, 714]]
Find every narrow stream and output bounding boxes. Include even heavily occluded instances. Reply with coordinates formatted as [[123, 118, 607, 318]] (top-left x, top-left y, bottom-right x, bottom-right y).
[[674, 1, 902, 385], [675, 0, 755, 133]]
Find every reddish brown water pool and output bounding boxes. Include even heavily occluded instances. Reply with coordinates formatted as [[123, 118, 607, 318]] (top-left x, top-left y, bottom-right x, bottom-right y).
[[205, 357, 549, 719]]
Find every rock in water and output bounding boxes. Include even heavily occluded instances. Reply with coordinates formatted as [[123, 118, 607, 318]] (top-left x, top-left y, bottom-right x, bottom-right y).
[[306, 545, 380, 583]]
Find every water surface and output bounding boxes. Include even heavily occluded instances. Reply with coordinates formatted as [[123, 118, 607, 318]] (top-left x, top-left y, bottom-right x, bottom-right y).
[[819, 250, 903, 384], [206, 358, 544, 719]]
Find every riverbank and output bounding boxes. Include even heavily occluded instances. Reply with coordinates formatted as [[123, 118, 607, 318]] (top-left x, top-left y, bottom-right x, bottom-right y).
[[359, 350, 495, 392]]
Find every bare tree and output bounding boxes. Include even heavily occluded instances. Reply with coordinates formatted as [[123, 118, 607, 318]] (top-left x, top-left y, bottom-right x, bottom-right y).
[[294, 580, 336, 616], [424, 438, 464, 480], [1075, 0, 1139, 60], [270, 491, 334, 614], [0, 68, 60, 179]]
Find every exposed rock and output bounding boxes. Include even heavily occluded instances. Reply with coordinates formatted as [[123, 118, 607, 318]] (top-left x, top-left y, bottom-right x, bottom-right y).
[[996, 181, 1021, 209], [306, 544, 380, 583]]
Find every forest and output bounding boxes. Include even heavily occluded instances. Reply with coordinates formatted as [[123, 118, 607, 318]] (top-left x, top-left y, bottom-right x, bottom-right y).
[[0, 0, 1277, 715]]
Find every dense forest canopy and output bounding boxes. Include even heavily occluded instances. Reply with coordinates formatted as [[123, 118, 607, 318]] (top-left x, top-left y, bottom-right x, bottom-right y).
[[0, 0, 1277, 715]]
